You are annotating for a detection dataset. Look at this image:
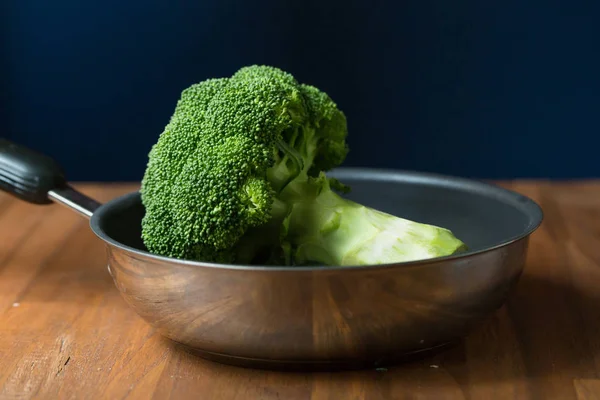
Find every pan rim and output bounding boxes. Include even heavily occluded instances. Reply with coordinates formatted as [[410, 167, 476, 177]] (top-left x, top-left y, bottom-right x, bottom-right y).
[[90, 167, 544, 271]]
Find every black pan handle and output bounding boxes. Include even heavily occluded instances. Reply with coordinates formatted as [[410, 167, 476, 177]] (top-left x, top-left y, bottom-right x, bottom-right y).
[[0, 138, 101, 218], [0, 138, 67, 204]]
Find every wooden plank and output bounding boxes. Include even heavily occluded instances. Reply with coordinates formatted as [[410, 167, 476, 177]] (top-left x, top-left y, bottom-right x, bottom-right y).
[[0, 182, 599, 399], [574, 379, 600, 400]]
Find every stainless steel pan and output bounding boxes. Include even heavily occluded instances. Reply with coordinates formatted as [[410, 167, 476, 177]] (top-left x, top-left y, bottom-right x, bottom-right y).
[[0, 139, 543, 370]]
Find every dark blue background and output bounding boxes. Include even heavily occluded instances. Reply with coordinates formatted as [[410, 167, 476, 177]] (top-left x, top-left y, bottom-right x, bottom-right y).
[[3, 0, 598, 181]]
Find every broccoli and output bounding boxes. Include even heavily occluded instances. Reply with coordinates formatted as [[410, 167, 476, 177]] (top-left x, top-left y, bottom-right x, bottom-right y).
[[140, 65, 467, 266]]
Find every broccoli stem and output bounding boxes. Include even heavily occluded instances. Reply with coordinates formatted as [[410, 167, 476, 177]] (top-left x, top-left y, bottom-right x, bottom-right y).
[[281, 179, 468, 266]]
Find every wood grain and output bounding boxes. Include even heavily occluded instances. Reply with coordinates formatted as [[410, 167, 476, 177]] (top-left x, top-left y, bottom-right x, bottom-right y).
[[1, 181, 600, 399]]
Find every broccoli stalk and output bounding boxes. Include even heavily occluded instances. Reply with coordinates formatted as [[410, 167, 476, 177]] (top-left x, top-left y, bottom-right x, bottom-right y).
[[268, 126, 467, 265], [140, 65, 467, 266], [277, 175, 467, 265]]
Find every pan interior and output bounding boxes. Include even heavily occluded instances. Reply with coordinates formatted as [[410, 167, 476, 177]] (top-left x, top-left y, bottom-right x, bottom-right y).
[[91, 169, 542, 258]]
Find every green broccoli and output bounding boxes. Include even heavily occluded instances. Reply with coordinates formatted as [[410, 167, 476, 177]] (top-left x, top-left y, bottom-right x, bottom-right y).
[[140, 65, 467, 266]]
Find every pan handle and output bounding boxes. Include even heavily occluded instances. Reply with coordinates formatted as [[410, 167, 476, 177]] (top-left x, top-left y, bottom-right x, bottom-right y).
[[0, 138, 101, 219]]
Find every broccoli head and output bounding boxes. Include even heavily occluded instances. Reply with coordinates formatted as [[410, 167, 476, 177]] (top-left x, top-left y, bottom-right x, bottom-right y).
[[141, 65, 466, 266], [141, 65, 348, 263]]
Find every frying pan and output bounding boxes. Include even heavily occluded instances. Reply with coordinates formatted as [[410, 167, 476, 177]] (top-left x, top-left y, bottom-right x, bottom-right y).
[[0, 139, 543, 371]]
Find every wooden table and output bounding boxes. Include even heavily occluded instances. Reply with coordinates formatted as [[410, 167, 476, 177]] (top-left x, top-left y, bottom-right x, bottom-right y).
[[1, 181, 599, 399]]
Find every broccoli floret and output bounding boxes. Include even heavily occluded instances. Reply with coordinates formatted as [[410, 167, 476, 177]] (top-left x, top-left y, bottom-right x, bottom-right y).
[[140, 65, 467, 265]]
